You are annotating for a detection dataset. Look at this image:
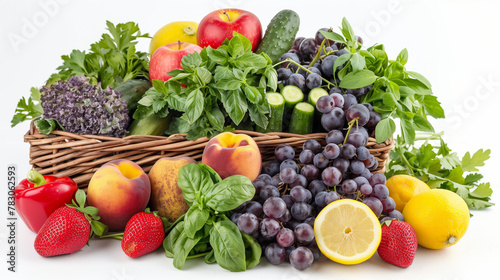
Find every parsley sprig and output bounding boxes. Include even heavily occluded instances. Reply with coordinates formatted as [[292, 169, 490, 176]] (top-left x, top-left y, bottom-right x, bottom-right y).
[[386, 132, 493, 210]]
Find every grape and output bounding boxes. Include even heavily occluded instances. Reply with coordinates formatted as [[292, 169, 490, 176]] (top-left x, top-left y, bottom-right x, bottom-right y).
[[265, 243, 286, 265], [360, 168, 373, 180], [315, 191, 328, 208], [261, 160, 280, 176], [277, 209, 291, 223], [280, 159, 299, 173], [280, 52, 301, 64], [263, 197, 288, 219], [270, 174, 282, 187], [257, 174, 272, 185], [260, 218, 281, 238], [299, 149, 315, 164], [285, 219, 301, 231], [314, 27, 329, 44], [306, 243, 321, 262], [356, 35, 364, 45], [313, 153, 329, 169], [363, 103, 373, 112], [388, 210, 404, 221], [366, 111, 381, 130], [368, 157, 379, 171], [340, 144, 356, 159], [277, 68, 292, 81], [237, 213, 259, 234], [324, 191, 340, 205], [347, 88, 365, 98], [306, 73, 322, 89], [381, 196, 395, 213], [359, 183, 373, 196], [329, 87, 343, 94], [321, 167, 342, 187], [275, 144, 295, 162], [330, 92, 345, 109], [320, 55, 339, 78], [316, 95, 335, 114], [299, 38, 318, 62], [300, 164, 320, 181], [308, 180, 327, 197], [287, 73, 306, 92], [291, 37, 305, 51], [294, 223, 315, 245], [363, 154, 378, 170], [342, 94, 358, 110], [321, 107, 345, 131], [260, 185, 280, 200], [325, 130, 344, 145], [372, 184, 389, 200], [280, 167, 298, 184], [282, 194, 294, 209], [303, 217, 315, 229], [369, 173, 387, 186], [346, 131, 367, 148], [332, 157, 350, 173], [353, 176, 369, 187], [346, 104, 370, 126], [252, 180, 265, 197], [356, 146, 370, 161], [290, 174, 308, 188], [341, 179, 358, 194], [349, 159, 365, 175], [244, 201, 263, 217], [307, 67, 322, 77], [290, 202, 313, 221], [276, 228, 295, 248], [353, 126, 370, 140], [231, 213, 242, 224], [323, 143, 340, 160], [289, 247, 314, 270], [303, 139, 322, 153], [363, 197, 383, 217], [290, 186, 312, 203], [336, 48, 349, 56]]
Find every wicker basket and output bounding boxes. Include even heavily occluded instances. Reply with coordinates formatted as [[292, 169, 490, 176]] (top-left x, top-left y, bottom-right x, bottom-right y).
[[24, 119, 394, 189]]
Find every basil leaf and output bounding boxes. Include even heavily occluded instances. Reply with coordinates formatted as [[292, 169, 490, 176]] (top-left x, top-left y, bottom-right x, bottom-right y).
[[173, 230, 203, 270], [205, 175, 255, 212], [198, 163, 222, 186], [413, 115, 435, 132], [241, 233, 261, 269], [243, 85, 261, 104], [177, 163, 214, 206], [204, 250, 216, 264], [233, 53, 268, 70], [339, 70, 378, 89], [216, 78, 242, 91], [400, 118, 416, 145], [34, 118, 64, 135], [183, 88, 204, 124], [206, 47, 228, 65], [195, 67, 212, 86], [184, 207, 210, 239], [164, 221, 185, 258], [341, 17, 356, 43], [214, 65, 235, 81], [318, 29, 346, 44], [209, 219, 247, 272], [234, 32, 253, 53], [228, 33, 244, 57], [205, 107, 225, 132], [166, 94, 187, 112], [423, 94, 445, 118], [221, 89, 248, 125], [181, 51, 203, 73], [375, 117, 396, 143], [385, 61, 404, 80], [407, 70, 432, 89], [248, 103, 269, 131], [264, 65, 278, 91], [397, 48, 409, 65], [333, 54, 352, 77], [350, 52, 365, 72]]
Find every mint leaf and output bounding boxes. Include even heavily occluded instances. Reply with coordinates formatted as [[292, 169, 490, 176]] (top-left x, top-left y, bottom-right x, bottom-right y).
[[462, 149, 491, 172]]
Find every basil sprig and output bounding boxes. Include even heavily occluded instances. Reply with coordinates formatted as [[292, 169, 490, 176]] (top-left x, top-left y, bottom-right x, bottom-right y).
[[163, 163, 261, 272], [134, 32, 278, 140], [319, 18, 445, 144]]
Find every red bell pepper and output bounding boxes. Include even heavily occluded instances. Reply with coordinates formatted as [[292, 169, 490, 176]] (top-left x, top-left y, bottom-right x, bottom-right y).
[[14, 170, 78, 233]]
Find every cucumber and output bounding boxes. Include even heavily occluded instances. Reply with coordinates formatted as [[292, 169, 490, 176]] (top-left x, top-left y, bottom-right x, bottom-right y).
[[255, 10, 300, 64], [258, 92, 285, 133], [281, 85, 304, 113], [289, 102, 314, 134], [128, 113, 171, 136], [114, 79, 151, 115], [307, 88, 329, 107]]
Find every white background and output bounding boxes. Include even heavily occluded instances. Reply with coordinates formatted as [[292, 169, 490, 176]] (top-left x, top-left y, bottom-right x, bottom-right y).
[[1, 0, 500, 279]]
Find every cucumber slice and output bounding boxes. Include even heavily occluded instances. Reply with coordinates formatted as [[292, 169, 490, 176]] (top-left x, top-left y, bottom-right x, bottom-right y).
[[289, 102, 314, 134], [258, 92, 285, 133], [281, 85, 304, 113], [308, 88, 329, 107]]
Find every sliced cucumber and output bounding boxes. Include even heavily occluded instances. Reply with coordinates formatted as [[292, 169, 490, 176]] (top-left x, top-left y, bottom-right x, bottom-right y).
[[258, 92, 285, 133], [308, 88, 329, 107], [281, 85, 304, 113], [289, 102, 314, 134]]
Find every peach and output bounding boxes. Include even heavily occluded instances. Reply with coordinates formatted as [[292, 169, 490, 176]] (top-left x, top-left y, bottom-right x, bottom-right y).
[[148, 157, 196, 222], [201, 132, 261, 181], [87, 159, 151, 231]]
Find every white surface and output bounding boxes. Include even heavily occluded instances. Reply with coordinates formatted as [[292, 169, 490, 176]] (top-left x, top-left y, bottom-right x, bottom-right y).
[[1, 0, 500, 279]]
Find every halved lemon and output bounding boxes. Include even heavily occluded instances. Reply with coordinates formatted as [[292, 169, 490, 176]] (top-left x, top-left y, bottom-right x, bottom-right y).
[[314, 199, 382, 265]]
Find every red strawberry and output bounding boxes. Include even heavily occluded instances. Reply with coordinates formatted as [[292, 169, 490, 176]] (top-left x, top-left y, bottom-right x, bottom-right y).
[[34, 189, 107, 257], [121, 210, 165, 258], [377, 219, 418, 268]]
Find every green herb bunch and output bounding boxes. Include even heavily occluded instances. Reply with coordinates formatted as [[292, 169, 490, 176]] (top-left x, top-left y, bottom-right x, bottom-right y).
[[134, 32, 278, 140], [164, 163, 261, 272], [387, 132, 493, 210], [308, 18, 446, 144]]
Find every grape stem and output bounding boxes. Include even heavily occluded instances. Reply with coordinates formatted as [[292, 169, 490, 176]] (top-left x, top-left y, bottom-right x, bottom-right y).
[[307, 38, 339, 68], [342, 118, 359, 145], [273, 59, 337, 88]]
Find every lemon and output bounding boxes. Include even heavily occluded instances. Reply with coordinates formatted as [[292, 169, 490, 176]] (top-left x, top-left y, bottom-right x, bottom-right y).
[[314, 199, 381, 265], [386, 174, 430, 212], [149, 21, 199, 55], [403, 189, 470, 249]]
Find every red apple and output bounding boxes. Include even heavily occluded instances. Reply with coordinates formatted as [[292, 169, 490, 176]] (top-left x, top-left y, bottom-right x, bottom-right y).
[[197, 9, 262, 51], [149, 41, 203, 82]]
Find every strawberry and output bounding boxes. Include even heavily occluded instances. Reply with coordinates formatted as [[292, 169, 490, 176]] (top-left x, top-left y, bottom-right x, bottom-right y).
[[121, 210, 166, 258], [34, 189, 107, 257], [377, 219, 418, 268]]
